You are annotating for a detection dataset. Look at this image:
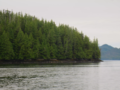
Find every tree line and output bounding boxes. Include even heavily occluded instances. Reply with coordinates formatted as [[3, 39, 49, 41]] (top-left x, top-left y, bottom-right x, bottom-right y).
[[0, 10, 101, 61]]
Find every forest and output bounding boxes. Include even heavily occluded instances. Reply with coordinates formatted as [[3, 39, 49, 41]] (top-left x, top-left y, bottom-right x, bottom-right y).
[[0, 10, 101, 62]]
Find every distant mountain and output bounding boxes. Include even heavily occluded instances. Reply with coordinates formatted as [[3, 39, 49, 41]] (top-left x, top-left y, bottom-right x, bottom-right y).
[[99, 44, 120, 60]]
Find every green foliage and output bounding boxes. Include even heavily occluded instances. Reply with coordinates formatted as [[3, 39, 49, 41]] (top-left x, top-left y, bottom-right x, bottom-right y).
[[0, 9, 101, 61], [0, 31, 14, 60]]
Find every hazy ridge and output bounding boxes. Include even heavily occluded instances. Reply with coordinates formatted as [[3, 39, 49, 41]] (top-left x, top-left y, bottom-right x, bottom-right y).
[[100, 44, 120, 60]]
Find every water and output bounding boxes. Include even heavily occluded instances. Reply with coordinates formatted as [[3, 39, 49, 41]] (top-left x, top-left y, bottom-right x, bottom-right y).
[[0, 60, 120, 90]]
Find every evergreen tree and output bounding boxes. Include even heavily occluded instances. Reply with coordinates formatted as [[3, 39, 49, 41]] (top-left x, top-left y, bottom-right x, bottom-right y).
[[56, 33, 64, 59], [0, 31, 14, 60], [14, 28, 25, 59]]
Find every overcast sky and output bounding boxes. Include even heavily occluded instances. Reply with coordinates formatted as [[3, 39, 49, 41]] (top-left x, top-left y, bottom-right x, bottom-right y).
[[0, 0, 120, 48]]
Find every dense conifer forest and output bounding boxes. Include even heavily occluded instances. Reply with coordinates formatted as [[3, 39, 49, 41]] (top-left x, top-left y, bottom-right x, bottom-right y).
[[0, 10, 101, 62]]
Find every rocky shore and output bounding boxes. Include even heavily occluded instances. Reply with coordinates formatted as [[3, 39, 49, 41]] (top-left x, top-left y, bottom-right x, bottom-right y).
[[0, 59, 103, 65]]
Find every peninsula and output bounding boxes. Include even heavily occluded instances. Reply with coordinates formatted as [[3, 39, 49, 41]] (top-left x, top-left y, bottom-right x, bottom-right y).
[[0, 10, 101, 64]]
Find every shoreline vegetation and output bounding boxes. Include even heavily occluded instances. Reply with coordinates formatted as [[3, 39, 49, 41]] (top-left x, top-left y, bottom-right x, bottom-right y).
[[0, 9, 101, 65], [0, 59, 103, 65]]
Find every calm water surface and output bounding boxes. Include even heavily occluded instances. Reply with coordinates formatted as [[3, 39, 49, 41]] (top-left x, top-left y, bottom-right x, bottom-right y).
[[0, 60, 120, 90]]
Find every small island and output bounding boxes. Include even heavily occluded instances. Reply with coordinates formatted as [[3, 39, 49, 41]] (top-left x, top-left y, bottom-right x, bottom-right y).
[[0, 10, 101, 65]]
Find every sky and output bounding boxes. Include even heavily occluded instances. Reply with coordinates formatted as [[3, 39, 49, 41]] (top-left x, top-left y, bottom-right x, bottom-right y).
[[0, 0, 120, 48]]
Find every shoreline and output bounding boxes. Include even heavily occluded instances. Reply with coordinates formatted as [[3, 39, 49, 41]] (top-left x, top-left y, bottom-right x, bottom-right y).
[[0, 59, 103, 66]]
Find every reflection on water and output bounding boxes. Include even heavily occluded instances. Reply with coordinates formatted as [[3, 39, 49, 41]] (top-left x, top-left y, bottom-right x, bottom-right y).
[[0, 60, 120, 90]]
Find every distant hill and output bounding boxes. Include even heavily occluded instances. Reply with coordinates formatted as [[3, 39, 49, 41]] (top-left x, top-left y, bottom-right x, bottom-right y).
[[99, 44, 120, 60]]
